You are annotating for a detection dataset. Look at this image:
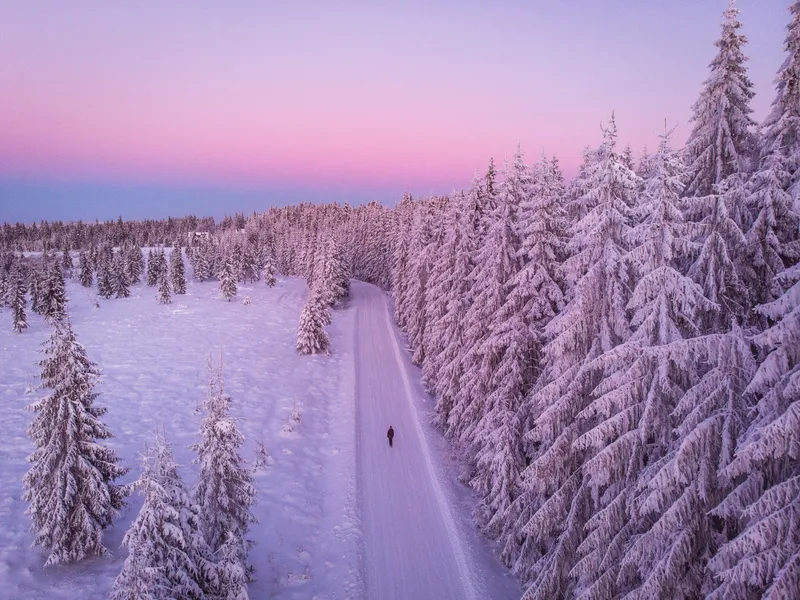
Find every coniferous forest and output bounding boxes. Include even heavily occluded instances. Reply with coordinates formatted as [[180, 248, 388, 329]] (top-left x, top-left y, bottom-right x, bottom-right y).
[[1, 3, 799, 599]]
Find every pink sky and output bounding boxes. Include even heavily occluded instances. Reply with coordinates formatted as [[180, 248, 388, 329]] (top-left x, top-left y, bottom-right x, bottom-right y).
[[0, 1, 791, 221]]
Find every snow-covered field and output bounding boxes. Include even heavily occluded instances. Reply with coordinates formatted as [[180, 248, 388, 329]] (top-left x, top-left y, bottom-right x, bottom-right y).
[[0, 263, 520, 599], [0, 272, 361, 599]]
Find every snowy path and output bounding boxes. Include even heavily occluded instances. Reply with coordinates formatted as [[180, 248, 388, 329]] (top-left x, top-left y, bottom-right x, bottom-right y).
[[353, 281, 476, 600]]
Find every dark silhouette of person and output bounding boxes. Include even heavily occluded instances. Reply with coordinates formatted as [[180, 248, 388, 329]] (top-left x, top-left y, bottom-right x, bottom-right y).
[[387, 425, 395, 447]]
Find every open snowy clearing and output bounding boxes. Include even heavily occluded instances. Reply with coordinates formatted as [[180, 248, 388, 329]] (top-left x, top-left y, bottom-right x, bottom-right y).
[[0, 270, 518, 599]]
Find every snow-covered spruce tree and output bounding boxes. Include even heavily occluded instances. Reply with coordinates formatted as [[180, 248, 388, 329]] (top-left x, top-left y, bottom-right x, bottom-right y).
[[98, 262, 114, 299], [157, 269, 172, 304], [10, 267, 28, 333], [492, 152, 568, 562], [192, 360, 256, 578], [509, 152, 568, 390], [79, 251, 93, 287], [433, 172, 497, 429], [128, 246, 144, 284], [241, 247, 258, 283], [62, 248, 72, 273], [684, 1, 757, 197], [262, 252, 277, 287], [215, 531, 250, 600], [420, 196, 460, 394], [561, 127, 718, 599], [390, 194, 415, 328], [110, 432, 212, 599], [230, 244, 244, 283], [404, 198, 438, 366], [194, 243, 213, 282], [743, 1, 800, 310], [686, 175, 750, 332], [455, 148, 529, 518], [29, 267, 43, 315], [171, 245, 187, 294], [113, 253, 131, 298], [220, 255, 238, 302], [23, 318, 128, 565], [296, 289, 331, 355], [42, 261, 67, 321], [708, 263, 800, 599], [146, 249, 158, 286], [511, 117, 639, 598]]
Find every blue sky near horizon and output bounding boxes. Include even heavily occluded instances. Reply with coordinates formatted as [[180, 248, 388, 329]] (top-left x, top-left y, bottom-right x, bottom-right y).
[[0, 0, 792, 224]]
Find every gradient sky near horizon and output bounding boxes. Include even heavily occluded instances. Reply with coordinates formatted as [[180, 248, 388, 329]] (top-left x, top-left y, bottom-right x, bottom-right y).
[[0, 0, 792, 223]]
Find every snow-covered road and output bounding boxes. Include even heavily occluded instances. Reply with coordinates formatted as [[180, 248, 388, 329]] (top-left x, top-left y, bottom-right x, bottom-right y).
[[353, 281, 478, 600]]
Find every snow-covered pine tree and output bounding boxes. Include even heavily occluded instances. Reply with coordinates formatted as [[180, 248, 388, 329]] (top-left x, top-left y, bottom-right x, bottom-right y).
[[128, 245, 144, 284], [447, 152, 525, 447], [491, 152, 568, 563], [146, 248, 158, 286], [214, 531, 250, 600], [708, 263, 800, 600], [192, 360, 256, 571], [157, 269, 172, 304], [404, 199, 438, 365], [10, 266, 28, 333], [29, 267, 43, 315], [78, 251, 93, 287], [565, 126, 718, 599], [511, 117, 639, 598], [98, 262, 114, 299], [62, 248, 72, 273], [420, 196, 460, 394], [230, 244, 244, 282], [220, 255, 238, 301], [171, 245, 187, 294], [194, 242, 213, 282], [113, 253, 131, 298], [684, 1, 757, 197], [262, 252, 277, 287], [742, 0, 800, 311], [110, 432, 211, 599], [455, 147, 529, 514], [706, 6, 800, 595], [241, 247, 258, 283], [510, 152, 568, 390], [42, 261, 66, 321], [296, 289, 331, 355], [433, 173, 496, 429], [390, 194, 415, 327], [23, 318, 128, 565]]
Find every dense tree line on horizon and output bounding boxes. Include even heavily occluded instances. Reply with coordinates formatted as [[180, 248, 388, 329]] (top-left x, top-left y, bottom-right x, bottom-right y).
[[1, 2, 798, 598]]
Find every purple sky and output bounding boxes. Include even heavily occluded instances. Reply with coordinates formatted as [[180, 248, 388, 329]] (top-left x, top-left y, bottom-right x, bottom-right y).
[[0, 0, 791, 223]]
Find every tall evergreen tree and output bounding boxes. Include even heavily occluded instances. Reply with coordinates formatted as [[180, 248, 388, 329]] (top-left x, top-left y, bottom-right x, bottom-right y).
[[146, 249, 158, 286], [157, 269, 172, 304], [42, 262, 66, 321], [110, 432, 211, 599], [262, 253, 277, 287], [171, 246, 187, 294], [513, 117, 639, 598], [98, 262, 114, 299], [23, 318, 128, 565], [684, 1, 757, 197], [10, 267, 28, 333], [113, 253, 131, 299], [78, 252, 93, 287], [220, 255, 238, 302], [296, 290, 331, 355], [192, 360, 256, 575]]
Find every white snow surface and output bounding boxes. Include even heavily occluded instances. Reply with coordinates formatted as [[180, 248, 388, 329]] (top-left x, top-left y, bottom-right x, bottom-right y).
[[0, 270, 519, 599]]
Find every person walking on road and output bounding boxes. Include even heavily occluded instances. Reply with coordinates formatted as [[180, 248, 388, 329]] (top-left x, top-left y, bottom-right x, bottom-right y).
[[387, 425, 394, 447]]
